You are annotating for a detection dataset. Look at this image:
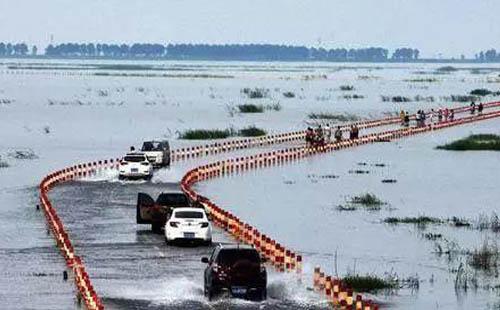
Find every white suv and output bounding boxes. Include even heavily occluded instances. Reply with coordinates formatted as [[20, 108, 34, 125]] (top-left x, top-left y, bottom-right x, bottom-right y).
[[165, 207, 212, 245], [118, 152, 153, 180]]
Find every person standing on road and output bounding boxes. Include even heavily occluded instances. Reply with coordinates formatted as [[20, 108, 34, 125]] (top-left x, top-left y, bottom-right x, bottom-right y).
[[470, 102, 476, 114], [449, 109, 455, 121], [353, 125, 359, 139], [429, 109, 436, 124], [478, 102, 484, 115], [334, 126, 342, 142], [404, 112, 410, 127], [324, 123, 331, 143], [443, 108, 449, 121]]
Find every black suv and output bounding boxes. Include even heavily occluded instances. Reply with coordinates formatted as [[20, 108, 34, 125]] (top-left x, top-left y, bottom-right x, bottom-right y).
[[202, 244, 267, 301]]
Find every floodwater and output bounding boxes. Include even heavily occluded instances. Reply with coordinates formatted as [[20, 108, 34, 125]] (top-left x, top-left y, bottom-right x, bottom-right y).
[[1, 59, 500, 309]]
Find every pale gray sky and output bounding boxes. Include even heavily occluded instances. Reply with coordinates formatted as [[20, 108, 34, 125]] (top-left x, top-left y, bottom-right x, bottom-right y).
[[1, 0, 499, 58]]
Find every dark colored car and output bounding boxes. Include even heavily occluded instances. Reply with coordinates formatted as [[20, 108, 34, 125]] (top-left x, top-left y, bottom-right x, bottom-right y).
[[136, 191, 191, 233], [202, 244, 267, 301]]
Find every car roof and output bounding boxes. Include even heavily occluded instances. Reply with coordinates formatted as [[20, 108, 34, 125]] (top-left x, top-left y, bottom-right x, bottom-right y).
[[125, 152, 146, 156], [159, 190, 185, 195], [173, 207, 205, 213], [143, 140, 168, 144], [217, 244, 255, 250]]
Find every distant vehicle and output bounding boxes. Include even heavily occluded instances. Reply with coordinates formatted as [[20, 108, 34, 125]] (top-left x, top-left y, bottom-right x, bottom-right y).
[[141, 140, 170, 168], [202, 244, 267, 301], [136, 191, 192, 233], [118, 152, 153, 180], [165, 207, 212, 245]]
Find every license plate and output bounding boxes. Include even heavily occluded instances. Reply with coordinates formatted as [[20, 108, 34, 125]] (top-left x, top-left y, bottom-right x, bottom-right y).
[[131, 168, 138, 172], [183, 232, 195, 238], [231, 286, 247, 295]]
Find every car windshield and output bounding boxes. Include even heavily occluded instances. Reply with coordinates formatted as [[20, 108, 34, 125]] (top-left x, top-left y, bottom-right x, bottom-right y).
[[124, 155, 146, 162], [174, 211, 204, 219], [157, 194, 188, 206], [217, 249, 260, 266], [142, 142, 161, 151]]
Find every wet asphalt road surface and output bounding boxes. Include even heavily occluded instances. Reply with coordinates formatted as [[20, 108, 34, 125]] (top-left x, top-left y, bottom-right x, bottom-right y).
[[49, 180, 328, 310]]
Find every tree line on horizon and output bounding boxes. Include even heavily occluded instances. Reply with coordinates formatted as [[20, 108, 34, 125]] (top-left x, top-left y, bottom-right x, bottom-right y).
[[1, 41, 500, 62], [2, 42, 419, 61]]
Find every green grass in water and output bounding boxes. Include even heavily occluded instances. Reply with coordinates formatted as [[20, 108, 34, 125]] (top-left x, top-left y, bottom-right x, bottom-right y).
[[436, 134, 500, 151]]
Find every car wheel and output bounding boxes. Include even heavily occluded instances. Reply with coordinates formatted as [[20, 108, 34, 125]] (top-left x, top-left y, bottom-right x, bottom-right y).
[[207, 287, 213, 301], [259, 288, 267, 301], [165, 237, 170, 245], [152, 223, 162, 234]]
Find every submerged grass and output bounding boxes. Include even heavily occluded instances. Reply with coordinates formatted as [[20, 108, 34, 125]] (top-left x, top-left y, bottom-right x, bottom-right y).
[[179, 126, 267, 139], [179, 129, 233, 140], [238, 126, 267, 137], [468, 240, 499, 272], [384, 216, 443, 225], [351, 193, 384, 206], [436, 134, 500, 151], [238, 104, 264, 113], [342, 275, 395, 292], [308, 112, 360, 122]]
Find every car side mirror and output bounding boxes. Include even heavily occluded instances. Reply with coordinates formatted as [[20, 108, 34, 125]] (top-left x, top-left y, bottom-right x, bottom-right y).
[[201, 257, 209, 264]]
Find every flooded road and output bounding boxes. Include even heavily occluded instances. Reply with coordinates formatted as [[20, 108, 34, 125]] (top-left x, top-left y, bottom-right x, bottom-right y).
[[50, 181, 329, 309]]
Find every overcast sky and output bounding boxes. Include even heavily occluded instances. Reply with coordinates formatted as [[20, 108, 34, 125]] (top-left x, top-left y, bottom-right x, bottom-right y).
[[1, 0, 499, 58]]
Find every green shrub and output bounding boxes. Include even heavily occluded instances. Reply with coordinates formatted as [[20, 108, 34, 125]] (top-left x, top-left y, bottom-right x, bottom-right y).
[[351, 193, 384, 206], [340, 85, 355, 91], [384, 216, 442, 225], [238, 104, 264, 113], [468, 240, 499, 272], [242, 88, 269, 99], [342, 275, 395, 292], [179, 129, 233, 140], [470, 89, 492, 96], [239, 126, 267, 137], [436, 134, 500, 151], [308, 112, 360, 122]]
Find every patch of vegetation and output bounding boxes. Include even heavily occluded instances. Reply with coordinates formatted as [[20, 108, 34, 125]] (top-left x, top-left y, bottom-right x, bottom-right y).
[[381, 96, 412, 103], [336, 204, 356, 211], [381, 179, 397, 183], [442, 95, 479, 102], [404, 78, 439, 83], [238, 104, 264, 113], [384, 216, 443, 225], [0, 156, 9, 168], [468, 240, 499, 272], [348, 170, 370, 174], [179, 129, 233, 140], [282, 91, 295, 98], [477, 213, 500, 233], [436, 134, 500, 151], [265, 102, 282, 111], [424, 233, 443, 240], [8, 149, 39, 160], [342, 275, 396, 292], [437, 66, 458, 73], [238, 126, 267, 137], [308, 112, 360, 122], [242, 87, 269, 99], [340, 85, 355, 91], [469, 88, 500, 96], [350, 193, 385, 208], [180, 126, 267, 139], [342, 94, 365, 100], [449, 216, 471, 227]]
